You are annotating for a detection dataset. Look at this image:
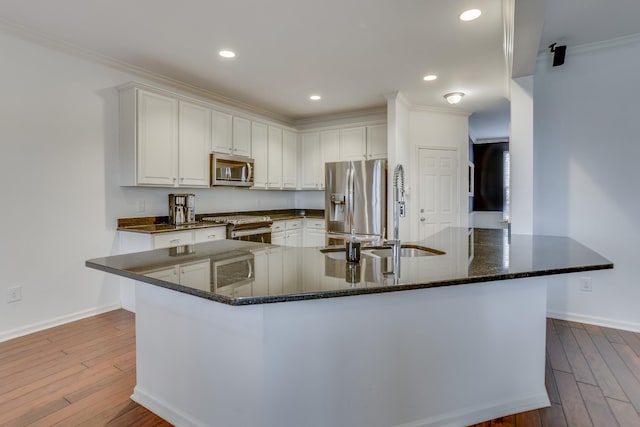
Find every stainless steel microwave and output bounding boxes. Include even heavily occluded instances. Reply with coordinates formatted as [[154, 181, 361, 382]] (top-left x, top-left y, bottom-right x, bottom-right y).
[[210, 153, 254, 187]]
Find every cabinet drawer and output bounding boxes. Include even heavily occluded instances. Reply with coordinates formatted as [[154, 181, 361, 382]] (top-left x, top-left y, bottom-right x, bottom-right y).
[[194, 226, 226, 243], [272, 221, 285, 232], [305, 219, 325, 230], [153, 231, 194, 249], [285, 219, 302, 230]]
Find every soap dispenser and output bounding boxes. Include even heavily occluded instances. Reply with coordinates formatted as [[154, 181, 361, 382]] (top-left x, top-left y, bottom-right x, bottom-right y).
[[346, 229, 361, 263]]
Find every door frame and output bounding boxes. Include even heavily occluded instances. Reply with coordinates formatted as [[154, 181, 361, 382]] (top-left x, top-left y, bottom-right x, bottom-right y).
[[412, 145, 465, 239]]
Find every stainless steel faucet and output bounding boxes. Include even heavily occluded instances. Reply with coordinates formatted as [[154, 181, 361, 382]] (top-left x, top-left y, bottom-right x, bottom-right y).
[[384, 164, 406, 283]]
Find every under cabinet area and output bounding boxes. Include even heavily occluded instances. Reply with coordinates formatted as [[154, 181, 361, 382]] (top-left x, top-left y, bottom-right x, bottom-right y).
[[272, 218, 325, 247], [145, 259, 211, 292]]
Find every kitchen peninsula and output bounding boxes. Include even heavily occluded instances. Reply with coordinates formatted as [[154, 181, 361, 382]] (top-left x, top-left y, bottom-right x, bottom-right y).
[[87, 228, 612, 427]]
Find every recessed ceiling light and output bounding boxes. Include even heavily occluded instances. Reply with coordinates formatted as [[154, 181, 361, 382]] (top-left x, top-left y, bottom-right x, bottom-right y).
[[219, 50, 236, 58], [459, 9, 482, 21], [444, 92, 465, 104], [309, 95, 321, 101], [423, 74, 438, 81]]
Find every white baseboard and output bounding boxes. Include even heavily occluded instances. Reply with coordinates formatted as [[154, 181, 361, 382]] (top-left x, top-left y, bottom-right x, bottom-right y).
[[0, 302, 122, 343], [394, 392, 550, 427], [547, 310, 640, 333], [132, 387, 203, 427], [134, 387, 548, 427]]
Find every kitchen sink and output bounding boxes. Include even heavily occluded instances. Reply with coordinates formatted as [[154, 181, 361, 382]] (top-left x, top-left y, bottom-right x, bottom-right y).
[[320, 244, 444, 259], [366, 245, 443, 258]]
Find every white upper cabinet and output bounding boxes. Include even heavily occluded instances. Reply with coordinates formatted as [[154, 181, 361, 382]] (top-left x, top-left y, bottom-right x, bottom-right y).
[[282, 129, 297, 189], [339, 126, 367, 161], [320, 130, 340, 163], [267, 126, 283, 189], [232, 117, 252, 157], [300, 132, 322, 190], [366, 124, 387, 159], [132, 89, 178, 186], [251, 121, 268, 188], [211, 111, 233, 154], [179, 101, 211, 187], [211, 113, 251, 158]]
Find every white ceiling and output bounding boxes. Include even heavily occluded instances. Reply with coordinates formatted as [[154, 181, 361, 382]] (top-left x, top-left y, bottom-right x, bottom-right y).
[[0, 0, 508, 122]]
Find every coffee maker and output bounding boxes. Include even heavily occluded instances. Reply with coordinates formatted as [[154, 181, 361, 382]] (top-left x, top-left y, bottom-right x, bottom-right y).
[[169, 194, 195, 225]]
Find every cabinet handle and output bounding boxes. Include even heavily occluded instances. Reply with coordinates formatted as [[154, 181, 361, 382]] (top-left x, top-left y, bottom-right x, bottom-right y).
[[170, 239, 181, 244], [363, 155, 367, 158], [208, 235, 216, 239]]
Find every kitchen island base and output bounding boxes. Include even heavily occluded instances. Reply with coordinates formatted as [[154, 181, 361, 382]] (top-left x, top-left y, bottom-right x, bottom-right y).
[[131, 277, 550, 427]]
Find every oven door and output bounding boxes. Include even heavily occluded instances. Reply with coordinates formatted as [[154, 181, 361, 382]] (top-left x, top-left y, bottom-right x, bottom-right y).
[[230, 227, 272, 244]]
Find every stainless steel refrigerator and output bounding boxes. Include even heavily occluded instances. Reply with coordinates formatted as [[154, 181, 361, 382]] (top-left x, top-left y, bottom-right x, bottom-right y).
[[325, 159, 387, 243]]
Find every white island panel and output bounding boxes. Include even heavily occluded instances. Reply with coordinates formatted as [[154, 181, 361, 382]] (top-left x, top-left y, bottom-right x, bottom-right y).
[[132, 276, 549, 427]]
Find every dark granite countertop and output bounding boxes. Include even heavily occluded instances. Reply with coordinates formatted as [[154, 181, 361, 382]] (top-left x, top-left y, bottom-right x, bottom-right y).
[[117, 209, 324, 234], [87, 228, 613, 306]]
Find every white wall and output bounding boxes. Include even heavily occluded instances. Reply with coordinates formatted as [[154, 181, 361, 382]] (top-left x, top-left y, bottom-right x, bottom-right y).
[[0, 30, 297, 341], [408, 107, 470, 239], [534, 37, 640, 331], [510, 76, 534, 234]]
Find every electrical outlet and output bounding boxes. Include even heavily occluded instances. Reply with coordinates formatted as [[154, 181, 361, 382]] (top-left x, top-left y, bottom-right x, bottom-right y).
[[7, 286, 22, 303], [579, 277, 593, 292]]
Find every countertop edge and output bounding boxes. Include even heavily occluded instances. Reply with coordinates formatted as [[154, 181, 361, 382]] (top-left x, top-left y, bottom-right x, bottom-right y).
[[86, 259, 614, 307]]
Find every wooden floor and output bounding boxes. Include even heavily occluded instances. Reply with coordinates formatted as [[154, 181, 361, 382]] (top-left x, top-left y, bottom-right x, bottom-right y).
[[2, 312, 640, 426]]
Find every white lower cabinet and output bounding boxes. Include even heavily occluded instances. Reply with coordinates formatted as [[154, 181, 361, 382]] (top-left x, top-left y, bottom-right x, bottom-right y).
[[145, 259, 211, 292], [303, 218, 326, 247], [271, 219, 302, 246], [252, 246, 299, 296]]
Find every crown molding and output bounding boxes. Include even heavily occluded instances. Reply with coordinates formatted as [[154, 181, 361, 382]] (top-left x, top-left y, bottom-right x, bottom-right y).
[[410, 104, 472, 117], [537, 32, 640, 61], [294, 106, 387, 130], [0, 18, 297, 126]]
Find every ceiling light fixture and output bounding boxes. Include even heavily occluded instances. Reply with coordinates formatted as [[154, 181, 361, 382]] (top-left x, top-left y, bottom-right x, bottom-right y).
[[219, 50, 236, 58], [444, 92, 465, 104], [309, 95, 321, 101], [459, 9, 482, 21], [423, 74, 438, 81]]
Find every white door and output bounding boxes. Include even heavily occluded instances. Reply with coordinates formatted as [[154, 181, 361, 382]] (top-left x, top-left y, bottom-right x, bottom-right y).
[[251, 122, 268, 188], [178, 101, 211, 187], [418, 148, 459, 239]]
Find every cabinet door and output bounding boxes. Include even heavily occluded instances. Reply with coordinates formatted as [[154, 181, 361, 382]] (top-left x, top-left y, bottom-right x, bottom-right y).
[[282, 129, 298, 189], [339, 126, 367, 161], [301, 132, 321, 189], [267, 248, 284, 295], [267, 126, 283, 189], [320, 130, 340, 163], [271, 231, 286, 246], [137, 90, 178, 185], [285, 229, 302, 247], [179, 101, 211, 187], [366, 124, 387, 159], [232, 117, 251, 157], [303, 229, 326, 247], [252, 250, 269, 296], [282, 249, 300, 293], [146, 266, 179, 283], [211, 111, 233, 154], [251, 122, 268, 188], [179, 260, 211, 292]]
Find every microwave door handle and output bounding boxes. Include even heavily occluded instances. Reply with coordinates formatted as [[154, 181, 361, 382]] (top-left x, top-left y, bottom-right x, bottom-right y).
[[246, 162, 252, 182], [247, 260, 253, 279]]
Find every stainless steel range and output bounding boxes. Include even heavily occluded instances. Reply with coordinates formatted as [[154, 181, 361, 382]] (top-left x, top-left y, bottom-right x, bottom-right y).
[[201, 215, 272, 243]]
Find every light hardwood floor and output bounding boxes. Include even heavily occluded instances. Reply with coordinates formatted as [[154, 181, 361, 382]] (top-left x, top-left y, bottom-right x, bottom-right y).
[[1, 310, 640, 426]]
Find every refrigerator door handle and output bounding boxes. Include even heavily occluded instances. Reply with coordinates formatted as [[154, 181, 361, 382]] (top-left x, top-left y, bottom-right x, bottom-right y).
[[347, 163, 354, 231]]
